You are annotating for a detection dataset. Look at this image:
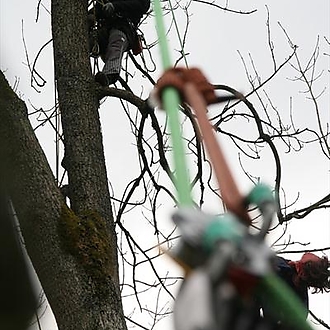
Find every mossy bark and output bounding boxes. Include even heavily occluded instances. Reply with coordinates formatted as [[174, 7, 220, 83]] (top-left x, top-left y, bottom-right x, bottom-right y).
[[51, 0, 120, 282], [59, 206, 117, 298], [0, 0, 127, 328]]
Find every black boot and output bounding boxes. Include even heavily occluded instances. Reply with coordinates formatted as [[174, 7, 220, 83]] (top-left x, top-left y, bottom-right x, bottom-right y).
[[95, 72, 119, 86], [107, 73, 119, 84]]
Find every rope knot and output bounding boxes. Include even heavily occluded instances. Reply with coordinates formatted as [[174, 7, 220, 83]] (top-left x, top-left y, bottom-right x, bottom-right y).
[[155, 67, 218, 106]]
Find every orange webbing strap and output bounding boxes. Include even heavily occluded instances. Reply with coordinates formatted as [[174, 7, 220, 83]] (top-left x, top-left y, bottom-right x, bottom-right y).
[[184, 83, 251, 225], [155, 67, 251, 225], [155, 67, 218, 106]]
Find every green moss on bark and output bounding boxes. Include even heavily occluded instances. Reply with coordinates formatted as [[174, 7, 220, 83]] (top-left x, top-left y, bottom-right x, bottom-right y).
[[59, 205, 113, 296]]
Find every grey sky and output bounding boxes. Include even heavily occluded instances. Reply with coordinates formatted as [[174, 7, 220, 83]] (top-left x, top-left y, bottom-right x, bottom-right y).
[[1, 0, 329, 329]]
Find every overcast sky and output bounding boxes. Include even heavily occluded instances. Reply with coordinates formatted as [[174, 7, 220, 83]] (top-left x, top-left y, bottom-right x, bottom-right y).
[[1, 1, 329, 329]]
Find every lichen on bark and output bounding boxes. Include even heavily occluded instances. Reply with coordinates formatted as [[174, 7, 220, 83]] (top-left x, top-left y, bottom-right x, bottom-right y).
[[59, 204, 114, 297]]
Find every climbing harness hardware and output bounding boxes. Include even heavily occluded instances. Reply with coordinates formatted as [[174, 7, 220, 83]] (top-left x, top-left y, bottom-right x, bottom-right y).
[[152, 0, 314, 329]]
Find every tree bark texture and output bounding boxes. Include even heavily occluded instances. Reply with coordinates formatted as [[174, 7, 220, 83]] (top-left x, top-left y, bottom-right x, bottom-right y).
[[0, 0, 127, 328], [51, 0, 123, 295]]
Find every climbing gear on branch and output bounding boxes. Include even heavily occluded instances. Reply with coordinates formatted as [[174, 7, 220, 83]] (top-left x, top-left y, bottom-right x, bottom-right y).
[[155, 67, 238, 107], [151, 0, 314, 329], [155, 67, 218, 105], [103, 2, 115, 17]]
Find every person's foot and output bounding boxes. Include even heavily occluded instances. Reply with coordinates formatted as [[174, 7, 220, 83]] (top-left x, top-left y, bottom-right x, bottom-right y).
[[95, 72, 109, 86], [107, 73, 119, 85], [95, 72, 119, 86]]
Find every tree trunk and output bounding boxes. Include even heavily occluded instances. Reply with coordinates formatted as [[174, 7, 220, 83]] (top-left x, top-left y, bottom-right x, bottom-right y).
[[0, 0, 127, 328]]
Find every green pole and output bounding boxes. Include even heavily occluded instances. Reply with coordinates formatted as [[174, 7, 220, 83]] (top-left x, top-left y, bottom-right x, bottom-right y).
[[153, 0, 192, 206]]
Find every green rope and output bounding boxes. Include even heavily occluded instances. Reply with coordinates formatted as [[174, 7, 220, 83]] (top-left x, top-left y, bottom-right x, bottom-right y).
[[153, 2, 313, 330], [153, 0, 192, 206], [260, 275, 313, 330]]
